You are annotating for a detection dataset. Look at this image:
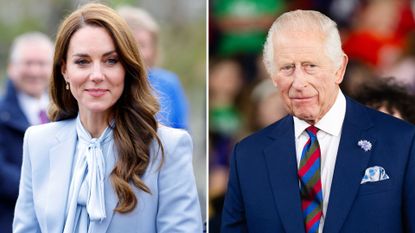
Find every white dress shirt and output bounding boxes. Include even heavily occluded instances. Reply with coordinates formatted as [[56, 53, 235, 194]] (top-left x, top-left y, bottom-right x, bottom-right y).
[[294, 90, 346, 233], [17, 92, 49, 125]]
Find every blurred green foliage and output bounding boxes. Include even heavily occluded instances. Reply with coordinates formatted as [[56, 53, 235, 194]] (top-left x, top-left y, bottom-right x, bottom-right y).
[[161, 20, 206, 89]]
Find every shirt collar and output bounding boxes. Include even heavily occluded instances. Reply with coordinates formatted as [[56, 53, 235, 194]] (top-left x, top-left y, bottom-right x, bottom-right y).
[[17, 91, 49, 111], [17, 91, 49, 124], [294, 89, 346, 138]]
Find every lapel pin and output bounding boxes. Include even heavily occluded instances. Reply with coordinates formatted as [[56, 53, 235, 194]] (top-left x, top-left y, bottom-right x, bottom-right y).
[[358, 140, 372, 152]]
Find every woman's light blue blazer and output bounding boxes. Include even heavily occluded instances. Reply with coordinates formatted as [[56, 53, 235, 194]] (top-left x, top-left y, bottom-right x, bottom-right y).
[[13, 118, 203, 233]]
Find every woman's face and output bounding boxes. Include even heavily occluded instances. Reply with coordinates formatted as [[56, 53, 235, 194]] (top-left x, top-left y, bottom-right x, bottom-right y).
[[62, 25, 125, 117]]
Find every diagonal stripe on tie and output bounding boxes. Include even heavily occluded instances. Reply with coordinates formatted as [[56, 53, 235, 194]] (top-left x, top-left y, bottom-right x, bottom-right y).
[[298, 125, 323, 233]]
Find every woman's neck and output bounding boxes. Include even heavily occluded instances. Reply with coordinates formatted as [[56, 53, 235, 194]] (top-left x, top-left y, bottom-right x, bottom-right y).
[[79, 110, 111, 138]]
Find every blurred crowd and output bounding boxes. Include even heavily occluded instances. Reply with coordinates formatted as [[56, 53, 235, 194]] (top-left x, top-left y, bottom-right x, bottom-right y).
[[208, 0, 415, 231]]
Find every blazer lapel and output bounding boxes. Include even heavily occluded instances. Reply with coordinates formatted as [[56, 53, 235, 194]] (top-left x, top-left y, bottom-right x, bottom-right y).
[[263, 116, 306, 233], [323, 98, 375, 233], [46, 119, 77, 232]]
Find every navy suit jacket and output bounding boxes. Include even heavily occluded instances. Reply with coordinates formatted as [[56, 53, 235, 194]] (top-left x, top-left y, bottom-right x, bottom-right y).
[[0, 80, 30, 233], [221, 97, 415, 233]]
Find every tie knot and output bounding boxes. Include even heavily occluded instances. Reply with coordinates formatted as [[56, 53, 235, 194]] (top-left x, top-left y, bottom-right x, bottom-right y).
[[306, 125, 319, 137]]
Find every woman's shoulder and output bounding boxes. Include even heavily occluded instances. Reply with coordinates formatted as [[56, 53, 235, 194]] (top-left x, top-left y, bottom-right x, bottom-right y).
[[157, 124, 190, 138], [156, 125, 193, 154], [25, 118, 76, 144]]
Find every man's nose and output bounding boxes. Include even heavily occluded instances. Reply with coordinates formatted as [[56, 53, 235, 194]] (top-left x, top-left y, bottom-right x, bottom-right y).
[[26, 61, 49, 74], [291, 66, 308, 89]]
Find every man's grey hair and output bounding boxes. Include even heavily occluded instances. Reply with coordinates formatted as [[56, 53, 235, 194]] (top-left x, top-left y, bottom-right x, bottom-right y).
[[9, 32, 54, 63], [263, 10, 344, 76], [117, 6, 160, 37]]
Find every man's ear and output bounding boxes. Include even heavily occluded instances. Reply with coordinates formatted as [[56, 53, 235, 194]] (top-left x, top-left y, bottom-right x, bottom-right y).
[[271, 75, 278, 88], [335, 54, 348, 85]]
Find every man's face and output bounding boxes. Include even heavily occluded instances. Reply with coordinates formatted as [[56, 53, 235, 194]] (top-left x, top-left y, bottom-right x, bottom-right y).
[[271, 30, 347, 124], [133, 29, 157, 68], [8, 41, 53, 98]]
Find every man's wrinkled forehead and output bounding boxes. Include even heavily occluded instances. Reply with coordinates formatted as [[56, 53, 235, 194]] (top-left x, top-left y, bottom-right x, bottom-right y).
[[274, 27, 325, 43], [274, 29, 325, 50]]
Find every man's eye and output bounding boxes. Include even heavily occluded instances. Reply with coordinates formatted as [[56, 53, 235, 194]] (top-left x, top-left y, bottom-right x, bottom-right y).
[[303, 63, 318, 73], [281, 65, 294, 71], [280, 65, 295, 75]]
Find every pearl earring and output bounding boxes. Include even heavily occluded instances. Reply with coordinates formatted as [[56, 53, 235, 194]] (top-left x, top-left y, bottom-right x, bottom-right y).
[[65, 82, 69, 90]]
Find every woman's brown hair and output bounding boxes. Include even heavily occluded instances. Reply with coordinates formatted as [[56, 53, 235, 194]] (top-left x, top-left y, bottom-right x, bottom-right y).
[[49, 3, 163, 213]]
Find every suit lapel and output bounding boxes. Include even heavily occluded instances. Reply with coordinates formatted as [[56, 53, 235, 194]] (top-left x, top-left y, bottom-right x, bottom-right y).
[[0, 80, 29, 132], [46, 119, 77, 232], [323, 98, 375, 233], [263, 117, 306, 233], [1, 98, 30, 133], [4, 107, 30, 132]]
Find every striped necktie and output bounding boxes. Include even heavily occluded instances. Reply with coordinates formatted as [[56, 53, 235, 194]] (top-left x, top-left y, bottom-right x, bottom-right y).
[[298, 125, 323, 233]]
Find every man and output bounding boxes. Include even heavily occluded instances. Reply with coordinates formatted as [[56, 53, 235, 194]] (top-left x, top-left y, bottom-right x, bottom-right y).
[[118, 6, 189, 129], [0, 32, 53, 232], [221, 10, 415, 233]]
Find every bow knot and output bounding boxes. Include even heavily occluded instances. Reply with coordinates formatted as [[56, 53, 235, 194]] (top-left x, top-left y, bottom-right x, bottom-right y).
[[88, 138, 100, 149]]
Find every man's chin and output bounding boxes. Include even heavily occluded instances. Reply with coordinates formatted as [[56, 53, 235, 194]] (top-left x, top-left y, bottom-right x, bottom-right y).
[[26, 90, 46, 98], [293, 112, 318, 124]]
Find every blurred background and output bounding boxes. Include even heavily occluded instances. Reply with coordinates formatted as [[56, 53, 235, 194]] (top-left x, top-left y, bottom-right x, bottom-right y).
[[0, 0, 206, 222], [208, 0, 415, 232]]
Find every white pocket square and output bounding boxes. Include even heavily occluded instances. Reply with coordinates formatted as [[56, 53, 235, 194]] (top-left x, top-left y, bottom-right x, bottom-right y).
[[361, 166, 390, 184]]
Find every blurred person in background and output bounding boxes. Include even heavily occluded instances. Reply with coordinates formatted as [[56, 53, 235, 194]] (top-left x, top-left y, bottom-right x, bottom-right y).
[[339, 0, 415, 96], [246, 79, 287, 133], [209, 58, 244, 140], [381, 32, 415, 94], [0, 32, 53, 233], [354, 77, 415, 124], [342, 0, 414, 73], [13, 3, 202, 233], [221, 9, 415, 233], [209, 58, 245, 175], [118, 6, 189, 129], [340, 59, 375, 97], [209, 58, 244, 233]]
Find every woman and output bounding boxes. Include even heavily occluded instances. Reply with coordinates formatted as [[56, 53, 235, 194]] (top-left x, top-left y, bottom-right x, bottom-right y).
[[13, 3, 202, 233]]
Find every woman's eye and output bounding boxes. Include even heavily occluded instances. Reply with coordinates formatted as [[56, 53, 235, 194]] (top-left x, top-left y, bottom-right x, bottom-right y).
[[74, 59, 89, 65], [106, 58, 119, 65]]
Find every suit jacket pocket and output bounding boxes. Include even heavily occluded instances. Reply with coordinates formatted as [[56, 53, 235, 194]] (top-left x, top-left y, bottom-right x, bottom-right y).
[[357, 178, 393, 196]]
